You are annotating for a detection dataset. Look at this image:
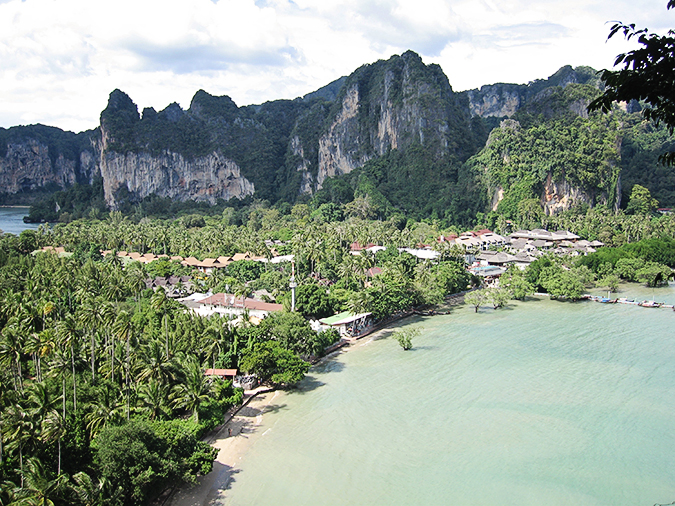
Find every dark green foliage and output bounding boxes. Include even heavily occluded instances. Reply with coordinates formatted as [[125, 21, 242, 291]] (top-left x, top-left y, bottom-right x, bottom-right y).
[[255, 311, 338, 357], [239, 341, 310, 386], [94, 419, 217, 506], [227, 260, 263, 282], [145, 259, 189, 279], [285, 284, 333, 319], [589, 1, 675, 165], [471, 110, 621, 220], [578, 237, 675, 271], [28, 178, 107, 223], [617, 114, 675, 207]]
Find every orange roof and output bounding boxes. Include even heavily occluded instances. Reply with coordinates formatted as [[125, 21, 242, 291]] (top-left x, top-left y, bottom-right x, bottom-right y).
[[204, 368, 238, 377]]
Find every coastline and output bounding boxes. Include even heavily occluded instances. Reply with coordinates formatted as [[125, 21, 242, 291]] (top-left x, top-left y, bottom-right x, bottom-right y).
[[167, 389, 287, 506], [165, 320, 409, 506]]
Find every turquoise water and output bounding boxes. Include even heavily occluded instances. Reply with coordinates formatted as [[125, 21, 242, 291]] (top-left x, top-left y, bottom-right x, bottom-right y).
[[0, 207, 39, 235], [223, 284, 675, 506]]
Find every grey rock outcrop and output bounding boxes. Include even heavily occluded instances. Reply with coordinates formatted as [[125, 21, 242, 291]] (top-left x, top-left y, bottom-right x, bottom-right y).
[[100, 150, 254, 207]]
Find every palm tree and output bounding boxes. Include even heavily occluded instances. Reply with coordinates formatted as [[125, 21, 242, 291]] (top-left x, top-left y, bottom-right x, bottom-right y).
[[3, 404, 34, 486], [47, 349, 70, 420], [13, 458, 67, 505], [0, 322, 25, 391], [137, 379, 170, 421], [136, 340, 175, 386], [71, 471, 121, 506], [112, 311, 134, 420], [56, 315, 80, 414], [78, 299, 106, 381], [150, 287, 170, 358], [40, 410, 66, 475], [170, 355, 211, 423], [85, 384, 124, 438]]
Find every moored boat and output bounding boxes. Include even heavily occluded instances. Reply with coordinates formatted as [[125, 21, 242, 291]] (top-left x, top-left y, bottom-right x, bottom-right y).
[[638, 300, 663, 308], [617, 298, 639, 305]]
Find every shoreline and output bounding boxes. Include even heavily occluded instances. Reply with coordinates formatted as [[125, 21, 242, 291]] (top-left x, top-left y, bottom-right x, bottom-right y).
[[166, 389, 287, 506], [165, 319, 413, 506]]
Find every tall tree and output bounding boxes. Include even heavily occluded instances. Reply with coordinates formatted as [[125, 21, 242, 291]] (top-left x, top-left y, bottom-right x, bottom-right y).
[[589, 0, 675, 164]]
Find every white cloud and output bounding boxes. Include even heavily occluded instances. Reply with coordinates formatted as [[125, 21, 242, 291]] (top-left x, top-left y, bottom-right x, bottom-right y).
[[0, 0, 672, 132]]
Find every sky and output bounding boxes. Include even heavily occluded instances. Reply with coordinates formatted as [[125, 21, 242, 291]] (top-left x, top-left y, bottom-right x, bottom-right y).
[[0, 0, 673, 133]]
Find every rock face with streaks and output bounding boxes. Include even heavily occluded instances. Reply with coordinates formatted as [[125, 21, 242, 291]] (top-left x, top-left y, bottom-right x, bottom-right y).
[[299, 51, 478, 189], [99, 151, 254, 207], [0, 56, 645, 214], [0, 125, 100, 195]]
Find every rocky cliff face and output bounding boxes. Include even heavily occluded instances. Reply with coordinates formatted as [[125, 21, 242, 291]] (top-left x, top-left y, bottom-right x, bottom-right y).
[[0, 126, 100, 196], [463, 65, 601, 119], [0, 140, 78, 193], [305, 51, 476, 189], [541, 172, 621, 214], [0, 56, 630, 215], [100, 150, 254, 207], [467, 85, 522, 118]]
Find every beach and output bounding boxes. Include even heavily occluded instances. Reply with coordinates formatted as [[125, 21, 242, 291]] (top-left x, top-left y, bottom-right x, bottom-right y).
[[167, 389, 288, 506], [165, 327, 393, 506]]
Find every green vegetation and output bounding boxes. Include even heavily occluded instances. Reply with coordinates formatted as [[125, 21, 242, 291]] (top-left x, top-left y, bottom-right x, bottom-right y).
[[393, 327, 420, 351], [0, 205, 486, 505], [589, 0, 675, 166]]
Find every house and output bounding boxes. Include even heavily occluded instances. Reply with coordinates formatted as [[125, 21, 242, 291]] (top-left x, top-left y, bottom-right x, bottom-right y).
[[319, 311, 373, 338], [204, 368, 237, 380], [193, 293, 284, 319], [476, 251, 518, 267]]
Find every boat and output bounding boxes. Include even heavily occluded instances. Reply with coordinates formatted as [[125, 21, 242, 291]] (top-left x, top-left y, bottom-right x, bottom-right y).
[[638, 300, 662, 308], [599, 298, 617, 303], [617, 297, 639, 305]]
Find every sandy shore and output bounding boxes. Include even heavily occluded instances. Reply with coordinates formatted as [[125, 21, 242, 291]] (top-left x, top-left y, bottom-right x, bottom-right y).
[[167, 390, 286, 506], [165, 316, 431, 506]]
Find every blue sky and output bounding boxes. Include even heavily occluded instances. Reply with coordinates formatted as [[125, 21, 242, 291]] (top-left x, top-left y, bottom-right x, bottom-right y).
[[0, 0, 672, 133]]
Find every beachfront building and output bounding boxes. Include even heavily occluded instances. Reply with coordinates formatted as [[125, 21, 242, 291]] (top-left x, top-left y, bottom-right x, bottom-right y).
[[319, 311, 373, 338]]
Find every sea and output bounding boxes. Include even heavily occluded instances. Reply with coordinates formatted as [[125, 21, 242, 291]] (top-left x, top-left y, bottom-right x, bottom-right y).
[[0, 206, 40, 235], [221, 283, 675, 506]]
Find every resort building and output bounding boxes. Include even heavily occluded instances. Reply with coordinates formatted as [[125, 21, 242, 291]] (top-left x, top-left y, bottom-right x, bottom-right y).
[[319, 311, 373, 338], [191, 293, 284, 319]]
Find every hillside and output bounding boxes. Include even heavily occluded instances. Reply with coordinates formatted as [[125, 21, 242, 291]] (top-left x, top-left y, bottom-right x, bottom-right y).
[[0, 52, 673, 225]]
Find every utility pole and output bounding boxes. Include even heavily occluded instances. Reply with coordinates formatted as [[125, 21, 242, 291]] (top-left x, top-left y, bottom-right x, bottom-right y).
[[289, 260, 297, 312]]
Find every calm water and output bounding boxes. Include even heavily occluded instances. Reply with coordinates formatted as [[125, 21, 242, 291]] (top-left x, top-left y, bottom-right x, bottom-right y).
[[223, 284, 675, 506], [0, 207, 39, 235]]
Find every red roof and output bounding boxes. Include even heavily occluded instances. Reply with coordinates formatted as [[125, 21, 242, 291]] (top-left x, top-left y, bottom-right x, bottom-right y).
[[200, 293, 283, 312], [476, 229, 493, 235], [350, 242, 376, 251], [204, 368, 237, 377]]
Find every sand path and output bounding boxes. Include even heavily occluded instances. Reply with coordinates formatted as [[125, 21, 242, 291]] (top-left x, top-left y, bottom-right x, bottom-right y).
[[167, 390, 286, 506]]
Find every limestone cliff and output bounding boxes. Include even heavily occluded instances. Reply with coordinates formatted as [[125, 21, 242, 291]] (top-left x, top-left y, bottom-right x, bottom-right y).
[[304, 51, 477, 189], [463, 65, 602, 119], [0, 56, 651, 214], [100, 150, 254, 207], [0, 125, 100, 196], [541, 172, 621, 215]]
